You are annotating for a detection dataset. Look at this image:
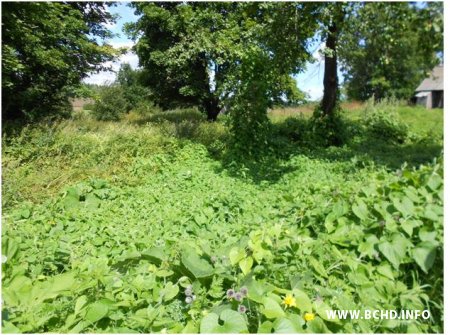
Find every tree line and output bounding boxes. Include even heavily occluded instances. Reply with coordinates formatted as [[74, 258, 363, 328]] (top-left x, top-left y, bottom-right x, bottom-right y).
[[2, 2, 442, 151]]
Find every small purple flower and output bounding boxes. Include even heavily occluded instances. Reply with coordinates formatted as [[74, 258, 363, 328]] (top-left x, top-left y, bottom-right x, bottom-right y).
[[234, 292, 243, 302], [185, 296, 193, 304], [240, 287, 248, 297], [226, 289, 235, 299], [238, 305, 247, 313]]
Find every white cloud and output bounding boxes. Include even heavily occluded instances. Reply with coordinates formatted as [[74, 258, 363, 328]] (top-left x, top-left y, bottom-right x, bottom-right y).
[[84, 49, 139, 85]]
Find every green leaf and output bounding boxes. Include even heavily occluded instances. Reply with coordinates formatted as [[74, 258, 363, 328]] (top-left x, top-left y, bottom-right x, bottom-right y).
[[352, 198, 369, 221], [307, 317, 331, 333], [85, 301, 109, 323], [376, 263, 396, 280], [181, 250, 214, 279], [358, 234, 379, 258], [309, 258, 328, 278], [74, 295, 88, 316], [273, 314, 304, 333], [229, 247, 246, 265], [314, 302, 338, 324], [161, 282, 179, 302], [239, 257, 253, 275], [258, 321, 274, 333], [200, 310, 248, 333], [377, 234, 411, 269], [411, 242, 437, 273], [262, 297, 285, 319], [293, 289, 312, 312], [2, 321, 21, 334], [401, 219, 422, 237], [393, 196, 414, 217]]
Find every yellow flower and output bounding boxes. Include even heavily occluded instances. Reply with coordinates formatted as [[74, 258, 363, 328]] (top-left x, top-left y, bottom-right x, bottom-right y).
[[304, 312, 315, 321], [282, 294, 297, 308]]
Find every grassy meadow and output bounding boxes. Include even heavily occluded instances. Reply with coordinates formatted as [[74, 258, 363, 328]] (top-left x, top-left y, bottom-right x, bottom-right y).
[[2, 102, 443, 333]]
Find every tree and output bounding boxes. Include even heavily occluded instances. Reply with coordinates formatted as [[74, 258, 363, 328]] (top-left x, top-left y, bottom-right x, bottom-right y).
[[116, 63, 150, 109], [2, 2, 117, 120], [126, 3, 318, 123], [320, 3, 346, 116], [127, 2, 319, 155], [338, 2, 443, 101]]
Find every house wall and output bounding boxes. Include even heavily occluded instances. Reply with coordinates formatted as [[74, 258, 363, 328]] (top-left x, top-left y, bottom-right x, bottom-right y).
[[416, 92, 432, 109]]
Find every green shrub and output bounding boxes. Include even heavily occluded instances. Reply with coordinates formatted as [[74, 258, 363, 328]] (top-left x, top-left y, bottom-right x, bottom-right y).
[[92, 85, 128, 121], [132, 101, 162, 116], [310, 106, 350, 147], [364, 97, 409, 144], [273, 116, 309, 143], [83, 103, 95, 111]]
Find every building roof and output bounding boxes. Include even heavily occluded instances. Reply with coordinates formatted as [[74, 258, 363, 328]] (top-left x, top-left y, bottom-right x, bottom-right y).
[[415, 65, 443, 91]]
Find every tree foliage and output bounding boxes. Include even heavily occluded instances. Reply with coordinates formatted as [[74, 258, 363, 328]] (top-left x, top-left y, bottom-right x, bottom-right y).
[[116, 63, 151, 110], [339, 2, 443, 101], [126, 2, 319, 154], [2, 2, 117, 120]]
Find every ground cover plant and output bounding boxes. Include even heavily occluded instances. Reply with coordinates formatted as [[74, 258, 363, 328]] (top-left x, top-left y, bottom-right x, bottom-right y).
[[2, 102, 443, 333]]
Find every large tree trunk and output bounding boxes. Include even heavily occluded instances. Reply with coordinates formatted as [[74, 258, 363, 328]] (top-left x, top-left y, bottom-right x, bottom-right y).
[[204, 96, 220, 121], [321, 20, 339, 116]]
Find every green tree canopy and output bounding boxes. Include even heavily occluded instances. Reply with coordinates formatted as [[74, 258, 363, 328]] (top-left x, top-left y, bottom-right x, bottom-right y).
[[339, 2, 443, 101], [2, 2, 118, 120], [126, 2, 319, 154]]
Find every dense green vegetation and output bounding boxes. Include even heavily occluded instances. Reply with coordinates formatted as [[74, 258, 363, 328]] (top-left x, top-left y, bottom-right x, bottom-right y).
[[2, 102, 443, 333], [339, 2, 443, 101], [1, 1, 444, 334], [1, 2, 117, 120]]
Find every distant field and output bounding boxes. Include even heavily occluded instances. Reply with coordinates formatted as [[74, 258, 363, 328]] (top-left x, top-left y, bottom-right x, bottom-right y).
[[270, 102, 443, 137]]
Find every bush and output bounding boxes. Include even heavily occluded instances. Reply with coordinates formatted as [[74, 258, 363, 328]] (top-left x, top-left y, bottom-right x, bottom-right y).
[[92, 85, 128, 121], [132, 101, 162, 116], [310, 106, 350, 147], [273, 116, 309, 143], [364, 97, 409, 144]]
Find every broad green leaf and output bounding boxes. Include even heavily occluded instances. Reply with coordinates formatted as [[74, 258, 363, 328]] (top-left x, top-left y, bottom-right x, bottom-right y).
[[258, 321, 273, 333], [182, 321, 199, 333], [293, 289, 312, 312], [181, 250, 214, 278], [229, 247, 246, 265], [307, 317, 331, 333], [401, 219, 422, 237], [309, 258, 328, 278], [162, 282, 179, 301], [239, 257, 253, 275], [376, 263, 396, 280], [262, 297, 285, 319], [85, 301, 109, 323], [74, 295, 88, 316], [200, 310, 248, 333], [358, 234, 379, 258], [393, 196, 414, 217], [273, 314, 304, 333], [411, 242, 437, 273], [352, 198, 369, 221], [2, 321, 21, 334], [377, 234, 411, 269]]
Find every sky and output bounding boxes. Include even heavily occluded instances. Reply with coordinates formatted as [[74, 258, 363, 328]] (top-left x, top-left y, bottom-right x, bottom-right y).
[[84, 2, 343, 101]]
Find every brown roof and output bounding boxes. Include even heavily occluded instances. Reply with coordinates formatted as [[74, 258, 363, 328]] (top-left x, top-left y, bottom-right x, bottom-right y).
[[415, 65, 443, 91]]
